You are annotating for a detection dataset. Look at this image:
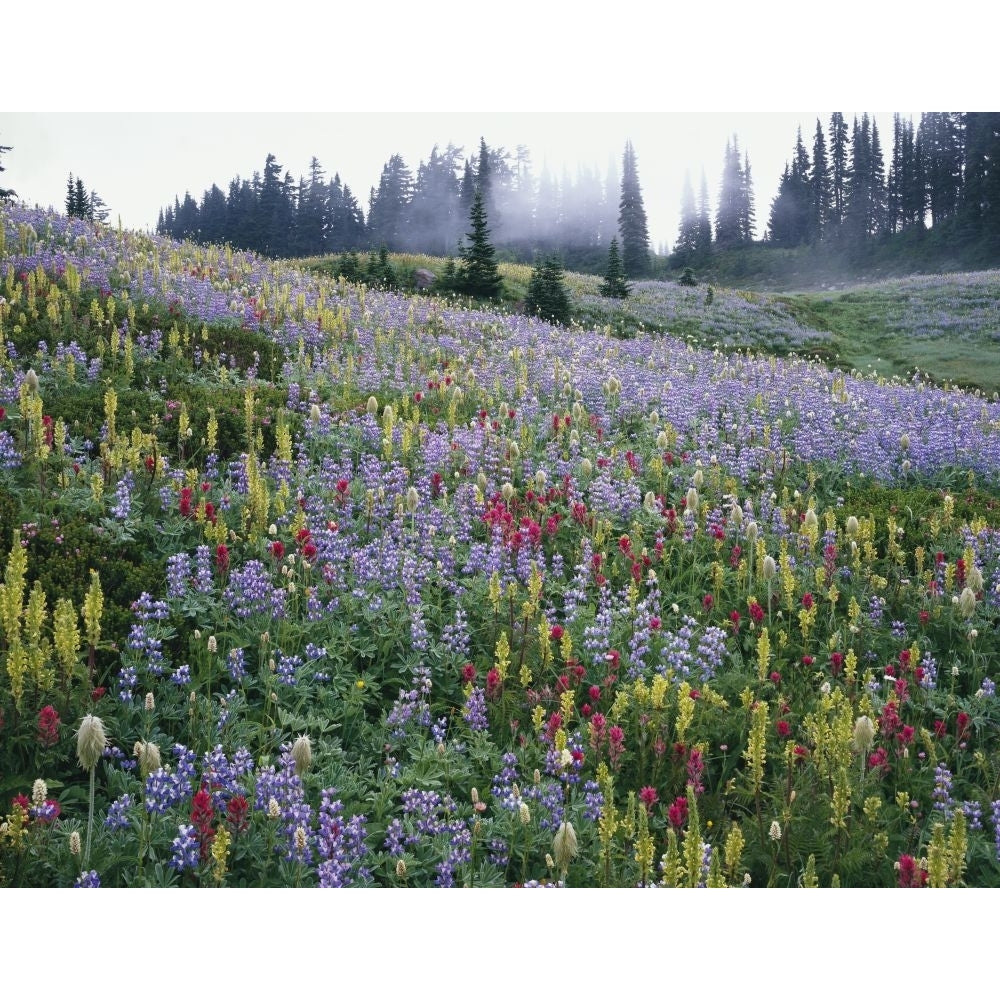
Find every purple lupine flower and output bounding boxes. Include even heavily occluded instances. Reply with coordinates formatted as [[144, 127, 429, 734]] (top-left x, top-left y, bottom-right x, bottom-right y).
[[168, 824, 200, 871]]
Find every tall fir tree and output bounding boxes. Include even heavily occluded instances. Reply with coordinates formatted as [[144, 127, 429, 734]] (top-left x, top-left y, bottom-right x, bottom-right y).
[[715, 136, 750, 247], [828, 112, 849, 234], [696, 171, 713, 255], [810, 118, 830, 242], [456, 189, 503, 300], [617, 140, 650, 277], [0, 137, 14, 201], [740, 152, 756, 242], [673, 171, 700, 263]]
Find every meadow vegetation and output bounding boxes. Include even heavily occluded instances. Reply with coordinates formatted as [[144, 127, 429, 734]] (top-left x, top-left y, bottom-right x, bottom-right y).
[[2, 206, 1000, 888]]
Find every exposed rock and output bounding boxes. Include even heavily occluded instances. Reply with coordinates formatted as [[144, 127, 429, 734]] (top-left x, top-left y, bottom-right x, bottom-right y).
[[414, 268, 437, 290]]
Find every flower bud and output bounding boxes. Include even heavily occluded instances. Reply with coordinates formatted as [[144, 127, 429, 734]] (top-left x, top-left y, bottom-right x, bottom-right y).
[[644, 491, 658, 514], [899, 433, 910, 452], [309, 403, 322, 424], [745, 521, 758, 543], [366, 395, 379, 415], [405, 485, 420, 513], [207, 635, 217, 654], [292, 734, 312, 776], [24, 368, 39, 393], [534, 469, 546, 492], [580, 458, 593, 478], [846, 515, 859, 538], [395, 859, 407, 878], [692, 468, 704, 489], [477, 472, 488, 494], [656, 430, 668, 450], [762, 555, 777, 581], [804, 508, 818, 531], [968, 565, 984, 593], [501, 482, 514, 502], [76, 714, 107, 771], [686, 487, 699, 514]]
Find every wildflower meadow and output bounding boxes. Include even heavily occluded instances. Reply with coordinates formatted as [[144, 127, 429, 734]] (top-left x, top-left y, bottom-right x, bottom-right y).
[[3, 204, 1000, 889]]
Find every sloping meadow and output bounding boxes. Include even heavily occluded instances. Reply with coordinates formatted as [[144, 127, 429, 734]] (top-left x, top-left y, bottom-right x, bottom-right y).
[[2, 205, 1000, 887]]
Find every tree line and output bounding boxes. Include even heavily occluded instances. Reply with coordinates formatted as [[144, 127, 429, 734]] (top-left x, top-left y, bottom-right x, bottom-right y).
[[674, 112, 1000, 267], [156, 138, 630, 273]]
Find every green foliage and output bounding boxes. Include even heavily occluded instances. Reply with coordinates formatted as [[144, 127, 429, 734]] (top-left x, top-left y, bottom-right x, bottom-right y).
[[599, 238, 630, 299], [524, 256, 571, 325], [679, 266, 697, 287], [454, 190, 503, 300]]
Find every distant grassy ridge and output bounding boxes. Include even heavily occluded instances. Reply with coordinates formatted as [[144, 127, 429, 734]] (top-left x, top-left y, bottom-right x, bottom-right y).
[[299, 251, 1000, 397]]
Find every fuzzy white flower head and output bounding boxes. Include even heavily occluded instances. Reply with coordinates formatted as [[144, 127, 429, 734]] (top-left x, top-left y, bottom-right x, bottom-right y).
[[291, 735, 312, 776], [309, 403, 322, 424], [405, 485, 420, 514], [559, 748, 574, 769], [534, 469, 546, 492], [76, 715, 107, 771], [959, 586, 977, 618], [69, 830, 81, 856], [846, 515, 859, 538], [519, 802, 531, 825], [820, 681, 831, 695], [145, 692, 155, 712], [686, 487, 699, 514], [852, 715, 876, 755], [762, 555, 777, 581], [968, 565, 984, 593], [500, 482, 514, 502], [366, 395, 379, 415], [769, 820, 782, 842], [580, 458, 593, 477], [552, 821, 579, 872]]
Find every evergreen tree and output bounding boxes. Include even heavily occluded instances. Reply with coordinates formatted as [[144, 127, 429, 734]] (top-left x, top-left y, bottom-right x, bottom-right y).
[[66, 173, 77, 217], [89, 190, 110, 224], [455, 189, 503, 300], [599, 238, 630, 298], [828, 112, 849, 233], [715, 136, 749, 247], [810, 118, 830, 242], [767, 129, 811, 246], [367, 153, 413, 250], [525, 255, 571, 325], [673, 171, 700, 264], [740, 152, 756, 242], [618, 140, 650, 278], [959, 113, 1000, 250], [696, 171, 713, 255], [0, 138, 14, 201]]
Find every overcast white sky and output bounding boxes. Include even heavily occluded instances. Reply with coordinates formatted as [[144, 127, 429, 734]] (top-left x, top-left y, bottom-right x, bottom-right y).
[[0, 111, 915, 248], [0, 3, 988, 250]]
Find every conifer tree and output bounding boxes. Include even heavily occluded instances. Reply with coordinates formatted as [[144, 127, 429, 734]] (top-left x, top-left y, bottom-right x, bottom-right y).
[[525, 255, 571, 325], [828, 112, 849, 233], [696, 172, 713, 255], [600, 237, 630, 298], [673, 171, 700, 264], [715, 136, 749, 247], [810, 119, 830, 242], [455, 189, 503, 300], [0, 138, 15, 201], [618, 140, 650, 278]]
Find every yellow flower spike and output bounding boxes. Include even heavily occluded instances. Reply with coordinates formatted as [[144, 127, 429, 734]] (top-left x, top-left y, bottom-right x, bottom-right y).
[[493, 631, 510, 684], [675, 681, 696, 744], [211, 825, 232, 884], [744, 702, 768, 796], [948, 809, 967, 886], [660, 828, 682, 888], [53, 596, 80, 684]]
